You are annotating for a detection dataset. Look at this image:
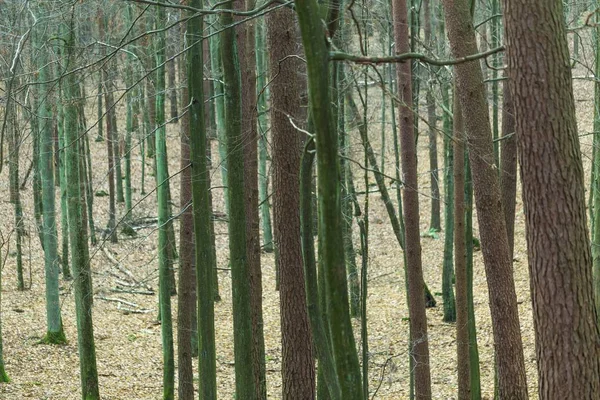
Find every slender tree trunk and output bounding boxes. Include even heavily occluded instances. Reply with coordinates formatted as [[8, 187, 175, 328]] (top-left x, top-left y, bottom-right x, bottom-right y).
[[393, 0, 432, 397], [96, 74, 104, 142], [503, 0, 600, 396], [235, 2, 267, 396], [210, 15, 229, 213], [442, 0, 528, 397], [500, 82, 516, 259], [0, 235, 7, 382], [256, 19, 274, 253], [453, 94, 470, 400], [294, 0, 363, 396], [63, 24, 100, 400], [268, 7, 315, 399], [37, 20, 67, 344], [423, 0, 440, 232], [7, 93, 24, 290], [155, 3, 175, 399], [221, 2, 256, 396], [300, 138, 340, 400], [177, 46, 195, 400], [168, 28, 178, 122], [104, 82, 118, 243], [187, 2, 218, 397]]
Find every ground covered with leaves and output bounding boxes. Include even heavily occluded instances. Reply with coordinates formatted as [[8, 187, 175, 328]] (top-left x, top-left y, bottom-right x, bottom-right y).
[[0, 69, 596, 399]]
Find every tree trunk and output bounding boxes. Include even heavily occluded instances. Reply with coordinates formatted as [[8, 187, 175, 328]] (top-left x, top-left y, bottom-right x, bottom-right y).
[[393, 0, 432, 397], [500, 82, 516, 259], [503, 0, 600, 396], [177, 45, 195, 400], [452, 94, 470, 400], [155, 3, 175, 398], [294, 0, 363, 396], [187, 1, 218, 397], [268, 7, 315, 399], [63, 25, 100, 400], [442, 0, 528, 397], [37, 19, 67, 344], [221, 2, 256, 396], [423, 0, 440, 232], [256, 19, 274, 253]]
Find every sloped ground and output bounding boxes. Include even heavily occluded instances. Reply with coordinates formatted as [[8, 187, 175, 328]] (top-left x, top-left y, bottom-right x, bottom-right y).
[[0, 58, 596, 399]]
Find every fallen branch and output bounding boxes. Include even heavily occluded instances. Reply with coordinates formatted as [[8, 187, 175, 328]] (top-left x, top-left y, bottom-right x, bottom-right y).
[[102, 247, 152, 291], [97, 296, 139, 308]]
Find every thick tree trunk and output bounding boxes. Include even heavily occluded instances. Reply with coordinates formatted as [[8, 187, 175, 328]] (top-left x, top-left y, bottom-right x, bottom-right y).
[[268, 8, 315, 399], [294, 0, 363, 396], [392, 0, 432, 397], [503, 0, 600, 397], [442, 0, 528, 398]]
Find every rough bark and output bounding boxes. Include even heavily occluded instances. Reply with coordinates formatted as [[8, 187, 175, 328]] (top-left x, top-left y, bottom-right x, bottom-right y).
[[442, 0, 528, 398], [268, 7, 315, 399], [235, 1, 267, 397], [177, 52, 195, 400], [392, 0, 432, 397], [503, 0, 600, 397]]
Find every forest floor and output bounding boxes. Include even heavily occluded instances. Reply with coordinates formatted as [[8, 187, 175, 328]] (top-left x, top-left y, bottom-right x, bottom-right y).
[[0, 64, 596, 399]]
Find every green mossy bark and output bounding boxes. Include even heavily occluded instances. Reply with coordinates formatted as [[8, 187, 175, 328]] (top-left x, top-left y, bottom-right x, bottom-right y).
[[63, 22, 100, 400], [188, 1, 217, 397], [36, 17, 65, 342], [442, 87, 456, 323], [155, 3, 175, 399], [300, 138, 340, 400], [294, 0, 363, 396], [221, 4, 255, 397]]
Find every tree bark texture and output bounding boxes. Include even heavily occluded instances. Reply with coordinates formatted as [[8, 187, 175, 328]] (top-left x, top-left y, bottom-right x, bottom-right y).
[[268, 7, 315, 399], [503, 0, 600, 397], [442, 0, 528, 397], [392, 0, 432, 397]]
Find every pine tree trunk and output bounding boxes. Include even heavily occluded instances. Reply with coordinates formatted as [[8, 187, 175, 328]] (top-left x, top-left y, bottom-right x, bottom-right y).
[[235, 2, 267, 396], [177, 51, 195, 400], [503, 0, 600, 396], [393, 0, 432, 396], [268, 7, 315, 399], [442, 0, 528, 397]]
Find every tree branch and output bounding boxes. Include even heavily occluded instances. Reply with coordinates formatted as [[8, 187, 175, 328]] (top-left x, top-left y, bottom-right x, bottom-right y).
[[330, 45, 505, 66]]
